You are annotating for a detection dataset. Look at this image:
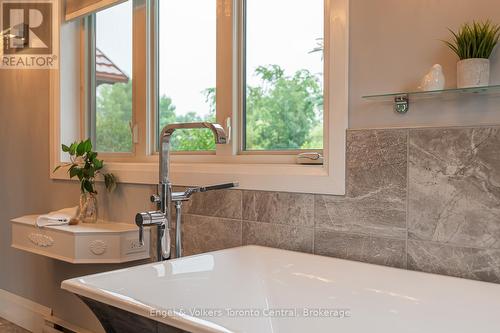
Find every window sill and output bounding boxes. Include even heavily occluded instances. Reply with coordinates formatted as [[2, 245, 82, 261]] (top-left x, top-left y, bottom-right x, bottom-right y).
[[51, 160, 345, 195]]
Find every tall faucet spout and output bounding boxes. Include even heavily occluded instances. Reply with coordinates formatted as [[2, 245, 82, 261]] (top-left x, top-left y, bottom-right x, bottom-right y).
[[136, 122, 230, 261], [159, 122, 227, 184], [161, 122, 226, 144], [148, 122, 228, 260]]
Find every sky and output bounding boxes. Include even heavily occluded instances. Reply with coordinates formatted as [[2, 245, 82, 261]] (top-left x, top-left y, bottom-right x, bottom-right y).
[[95, 0, 323, 117], [96, 1, 133, 76]]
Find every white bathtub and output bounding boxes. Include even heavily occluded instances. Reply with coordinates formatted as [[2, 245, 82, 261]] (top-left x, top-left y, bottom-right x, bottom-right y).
[[61, 245, 500, 333]]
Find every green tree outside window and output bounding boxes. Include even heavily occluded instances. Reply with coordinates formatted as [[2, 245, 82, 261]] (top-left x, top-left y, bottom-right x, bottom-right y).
[[95, 65, 323, 152]]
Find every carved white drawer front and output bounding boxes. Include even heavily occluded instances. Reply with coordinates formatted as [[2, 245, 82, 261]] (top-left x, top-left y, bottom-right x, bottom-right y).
[[28, 233, 54, 247], [11, 215, 150, 264], [89, 240, 107, 255]]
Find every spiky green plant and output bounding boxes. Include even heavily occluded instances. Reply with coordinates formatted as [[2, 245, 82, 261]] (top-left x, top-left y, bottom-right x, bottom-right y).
[[444, 21, 500, 60]]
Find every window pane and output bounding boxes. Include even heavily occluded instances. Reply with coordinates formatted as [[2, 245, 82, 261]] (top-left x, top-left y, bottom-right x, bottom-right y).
[[244, 0, 324, 151], [95, 1, 133, 153], [158, 0, 217, 151]]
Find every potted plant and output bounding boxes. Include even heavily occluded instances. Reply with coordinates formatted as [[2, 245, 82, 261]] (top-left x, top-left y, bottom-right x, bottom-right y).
[[54, 139, 116, 224], [444, 21, 500, 88]]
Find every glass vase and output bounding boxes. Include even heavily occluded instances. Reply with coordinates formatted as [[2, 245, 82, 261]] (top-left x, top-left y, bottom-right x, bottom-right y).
[[78, 193, 98, 224]]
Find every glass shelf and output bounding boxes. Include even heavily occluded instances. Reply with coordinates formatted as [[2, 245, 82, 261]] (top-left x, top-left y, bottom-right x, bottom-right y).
[[362, 84, 500, 113]]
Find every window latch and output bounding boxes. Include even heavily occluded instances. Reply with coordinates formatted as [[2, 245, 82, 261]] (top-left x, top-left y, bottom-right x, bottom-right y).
[[296, 152, 324, 165], [129, 122, 139, 144], [225, 117, 232, 143]]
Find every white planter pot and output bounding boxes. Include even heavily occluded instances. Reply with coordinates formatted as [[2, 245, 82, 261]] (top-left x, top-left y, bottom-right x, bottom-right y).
[[457, 58, 490, 88]]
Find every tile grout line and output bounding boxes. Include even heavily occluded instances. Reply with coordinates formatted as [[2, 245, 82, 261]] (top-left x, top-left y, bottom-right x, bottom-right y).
[[313, 227, 406, 242], [181, 213, 242, 223], [238, 218, 315, 230], [348, 124, 500, 132], [240, 190, 244, 246], [312, 194, 316, 254], [408, 238, 499, 251], [405, 129, 410, 270]]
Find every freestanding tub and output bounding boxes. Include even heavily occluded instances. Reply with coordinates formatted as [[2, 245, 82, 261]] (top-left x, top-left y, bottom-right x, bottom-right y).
[[62, 245, 500, 333]]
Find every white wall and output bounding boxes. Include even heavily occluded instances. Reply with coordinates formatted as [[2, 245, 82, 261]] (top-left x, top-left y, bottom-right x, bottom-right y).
[[0, 69, 103, 331], [0, 69, 156, 332], [2, 1, 500, 331], [350, 0, 500, 128]]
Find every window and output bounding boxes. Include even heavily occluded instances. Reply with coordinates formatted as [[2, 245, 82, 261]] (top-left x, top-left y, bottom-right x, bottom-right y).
[[157, 0, 217, 152], [53, 0, 348, 194], [243, 0, 324, 151], [91, 1, 133, 153], [154, 0, 324, 154], [86, 0, 324, 156]]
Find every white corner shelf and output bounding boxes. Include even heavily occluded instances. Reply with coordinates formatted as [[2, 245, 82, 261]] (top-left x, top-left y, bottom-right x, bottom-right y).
[[11, 215, 150, 264]]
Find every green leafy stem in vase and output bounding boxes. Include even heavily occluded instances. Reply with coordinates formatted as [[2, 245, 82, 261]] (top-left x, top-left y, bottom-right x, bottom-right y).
[[53, 139, 117, 194]]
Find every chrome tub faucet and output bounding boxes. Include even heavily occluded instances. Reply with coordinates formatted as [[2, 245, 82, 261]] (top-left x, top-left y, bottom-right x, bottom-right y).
[[135, 122, 238, 261]]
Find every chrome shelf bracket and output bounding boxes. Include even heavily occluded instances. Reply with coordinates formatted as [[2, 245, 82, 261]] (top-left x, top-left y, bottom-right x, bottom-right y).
[[394, 94, 409, 114]]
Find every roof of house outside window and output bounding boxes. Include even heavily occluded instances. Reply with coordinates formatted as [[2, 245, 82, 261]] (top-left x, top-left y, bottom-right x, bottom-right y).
[[96, 48, 129, 85]]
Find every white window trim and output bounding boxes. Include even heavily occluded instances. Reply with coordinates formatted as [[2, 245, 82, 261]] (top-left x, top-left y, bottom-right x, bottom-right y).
[[50, 0, 348, 195]]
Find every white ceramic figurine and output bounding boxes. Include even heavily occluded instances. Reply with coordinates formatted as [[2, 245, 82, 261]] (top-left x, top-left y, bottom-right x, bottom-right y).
[[419, 64, 445, 91]]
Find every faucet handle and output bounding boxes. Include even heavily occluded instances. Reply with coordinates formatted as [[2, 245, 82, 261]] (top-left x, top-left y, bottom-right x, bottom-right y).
[[199, 182, 239, 192], [136, 211, 167, 226], [171, 182, 239, 202], [135, 211, 168, 247], [138, 226, 144, 246]]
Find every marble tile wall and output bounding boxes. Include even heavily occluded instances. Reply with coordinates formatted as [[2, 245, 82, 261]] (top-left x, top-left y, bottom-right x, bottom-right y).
[[407, 127, 500, 283], [173, 126, 500, 284]]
